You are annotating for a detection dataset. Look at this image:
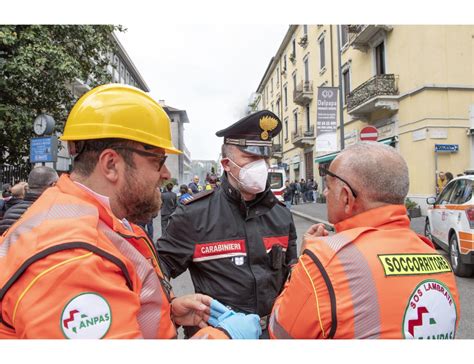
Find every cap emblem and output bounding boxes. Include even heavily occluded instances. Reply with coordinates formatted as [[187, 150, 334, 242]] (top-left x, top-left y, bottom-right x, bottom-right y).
[[259, 115, 278, 140]]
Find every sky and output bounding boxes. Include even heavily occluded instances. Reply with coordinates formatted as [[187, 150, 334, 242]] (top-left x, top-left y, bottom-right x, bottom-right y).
[[115, 24, 289, 161]]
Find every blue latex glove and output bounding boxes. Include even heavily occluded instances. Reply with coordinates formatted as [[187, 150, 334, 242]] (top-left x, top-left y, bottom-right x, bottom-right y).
[[208, 299, 262, 339], [208, 299, 234, 327], [217, 312, 262, 339]]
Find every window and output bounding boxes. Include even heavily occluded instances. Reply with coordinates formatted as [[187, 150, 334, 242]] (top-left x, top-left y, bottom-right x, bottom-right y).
[[375, 42, 386, 75], [294, 110, 298, 133], [276, 100, 280, 118], [271, 103, 274, 112], [304, 58, 309, 82], [436, 181, 457, 205], [292, 39, 296, 55], [303, 25, 308, 35], [342, 68, 351, 104], [284, 85, 288, 108], [340, 25, 348, 47], [319, 37, 326, 70], [450, 179, 473, 204], [293, 73, 297, 92], [306, 105, 310, 130], [268, 172, 283, 189], [276, 67, 280, 85], [284, 118, 289, 140], [283, 55, 287, 71]]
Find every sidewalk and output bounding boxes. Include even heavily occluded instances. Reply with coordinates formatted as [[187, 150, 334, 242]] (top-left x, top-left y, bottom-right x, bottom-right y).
[[290, 202, 426, 235]]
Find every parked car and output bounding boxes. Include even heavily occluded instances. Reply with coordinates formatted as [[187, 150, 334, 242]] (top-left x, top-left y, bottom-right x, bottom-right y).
[[425, 175, 474, 277]]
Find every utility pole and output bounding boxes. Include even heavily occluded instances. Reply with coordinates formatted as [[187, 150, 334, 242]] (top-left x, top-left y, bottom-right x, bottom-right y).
[[336, 25, 345, 150]]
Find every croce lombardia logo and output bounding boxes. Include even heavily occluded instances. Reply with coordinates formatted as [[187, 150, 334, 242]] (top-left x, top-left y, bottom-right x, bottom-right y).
[[403, 280, 457, 339], [60, 292, 112, 339]]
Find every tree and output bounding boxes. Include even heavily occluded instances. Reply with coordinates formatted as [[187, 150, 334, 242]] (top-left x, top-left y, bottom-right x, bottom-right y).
[[0, 25, 124, 167]]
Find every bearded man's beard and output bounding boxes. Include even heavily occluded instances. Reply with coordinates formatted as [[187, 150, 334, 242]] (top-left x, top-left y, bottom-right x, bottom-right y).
[[117, 168, 162, 224]]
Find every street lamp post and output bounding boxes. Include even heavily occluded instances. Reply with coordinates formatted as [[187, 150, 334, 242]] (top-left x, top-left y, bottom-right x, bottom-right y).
[[336, 25, 345, 150]]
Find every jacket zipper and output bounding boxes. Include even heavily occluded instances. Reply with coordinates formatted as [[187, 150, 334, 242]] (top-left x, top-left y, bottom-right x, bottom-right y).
[[244, 206, 259, 314]]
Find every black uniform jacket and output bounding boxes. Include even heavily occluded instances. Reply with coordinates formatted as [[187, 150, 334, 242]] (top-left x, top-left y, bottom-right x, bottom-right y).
[[157, 174, 297, 317]]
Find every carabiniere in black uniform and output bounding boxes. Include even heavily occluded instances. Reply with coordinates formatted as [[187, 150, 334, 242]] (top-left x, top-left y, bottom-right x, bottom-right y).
[[156, 110, 298, 337]]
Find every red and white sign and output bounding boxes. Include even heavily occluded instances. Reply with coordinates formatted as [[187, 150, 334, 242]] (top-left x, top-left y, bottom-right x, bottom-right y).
[[360, 126, 378, 141], [193, 239, 246, 262]]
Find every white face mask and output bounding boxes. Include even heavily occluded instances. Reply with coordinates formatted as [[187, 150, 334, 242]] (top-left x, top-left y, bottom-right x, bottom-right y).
[[227, 158, 269, 194]]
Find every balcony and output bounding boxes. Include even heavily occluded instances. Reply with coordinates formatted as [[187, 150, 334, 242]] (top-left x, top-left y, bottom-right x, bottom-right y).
[[347, 74, 399, 118], [348, 25, 393, 52], [272, 143, 283, 159], [291, 125, 315, 148], [293, 81, 313, 106]]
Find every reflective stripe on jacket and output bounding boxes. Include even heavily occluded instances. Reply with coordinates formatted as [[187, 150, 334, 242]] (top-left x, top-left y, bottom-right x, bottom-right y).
[[269, 205, 460, 339]]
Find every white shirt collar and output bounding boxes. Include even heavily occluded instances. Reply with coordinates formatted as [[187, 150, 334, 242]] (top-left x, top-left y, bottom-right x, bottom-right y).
[[73, 181, 133, 231]]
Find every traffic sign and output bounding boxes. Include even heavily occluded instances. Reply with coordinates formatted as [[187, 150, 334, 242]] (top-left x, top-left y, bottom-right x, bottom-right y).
[[434, 144, 459, 153], [360, 126, 378, 141], [30, 136, 58, 163]]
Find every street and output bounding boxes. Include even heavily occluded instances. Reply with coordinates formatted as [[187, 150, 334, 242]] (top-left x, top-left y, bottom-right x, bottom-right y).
[[154, 208, 473, 339]]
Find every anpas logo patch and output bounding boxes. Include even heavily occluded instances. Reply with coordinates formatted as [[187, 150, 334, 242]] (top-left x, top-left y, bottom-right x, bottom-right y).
[[61, 292, 112, 339], [403, 280, 457, 339]]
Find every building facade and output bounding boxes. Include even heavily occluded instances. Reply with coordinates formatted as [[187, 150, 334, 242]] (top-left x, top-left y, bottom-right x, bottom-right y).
[[254, 25, 474, 212], [160, 102, 192, 185]]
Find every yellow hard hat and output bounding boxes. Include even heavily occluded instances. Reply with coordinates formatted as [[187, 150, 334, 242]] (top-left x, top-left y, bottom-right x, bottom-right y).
[[61, 84, 182, 154]]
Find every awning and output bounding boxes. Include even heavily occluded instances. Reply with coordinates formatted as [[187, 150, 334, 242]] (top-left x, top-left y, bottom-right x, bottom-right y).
[[379, 136, 398, 145], [314, 151, 339, 164]]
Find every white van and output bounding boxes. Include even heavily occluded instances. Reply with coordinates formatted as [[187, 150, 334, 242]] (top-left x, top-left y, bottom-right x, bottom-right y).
[[268, 167, 286, 202]]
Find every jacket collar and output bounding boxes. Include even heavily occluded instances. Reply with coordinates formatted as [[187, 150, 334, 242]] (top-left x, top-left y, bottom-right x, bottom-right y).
[[24, 190, 42, 202], [334, 204, 409, 233], [56, 174, 142, 236]]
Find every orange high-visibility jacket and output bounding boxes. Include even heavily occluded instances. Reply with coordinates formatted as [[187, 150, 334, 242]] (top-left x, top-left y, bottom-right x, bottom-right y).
[[0, 174, 227, 339], [269, 205, 460, 339]]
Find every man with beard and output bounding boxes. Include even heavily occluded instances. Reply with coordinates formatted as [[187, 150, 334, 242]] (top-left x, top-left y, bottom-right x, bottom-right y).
[[0, 84, 260, 339], [157, 110, 298, 338]]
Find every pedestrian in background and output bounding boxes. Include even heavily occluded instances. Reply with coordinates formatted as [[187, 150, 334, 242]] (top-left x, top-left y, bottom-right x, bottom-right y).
[[0, 183, 12, 219], [160, 182, 177, 233], [300, 179, 307, 203], [436, 171, 447, 195], [0, 166, 58, 235], [188, 175, 202, 194], [269, 142, 460, 339], [178, 184, 193, 204], [283, 180, 292, 209], [445, 172, 454, 184], [291, 180, 301, 205], [305, 179, 314, 203], [3, 181, 27, 212], [312, 179, 319, 203]]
